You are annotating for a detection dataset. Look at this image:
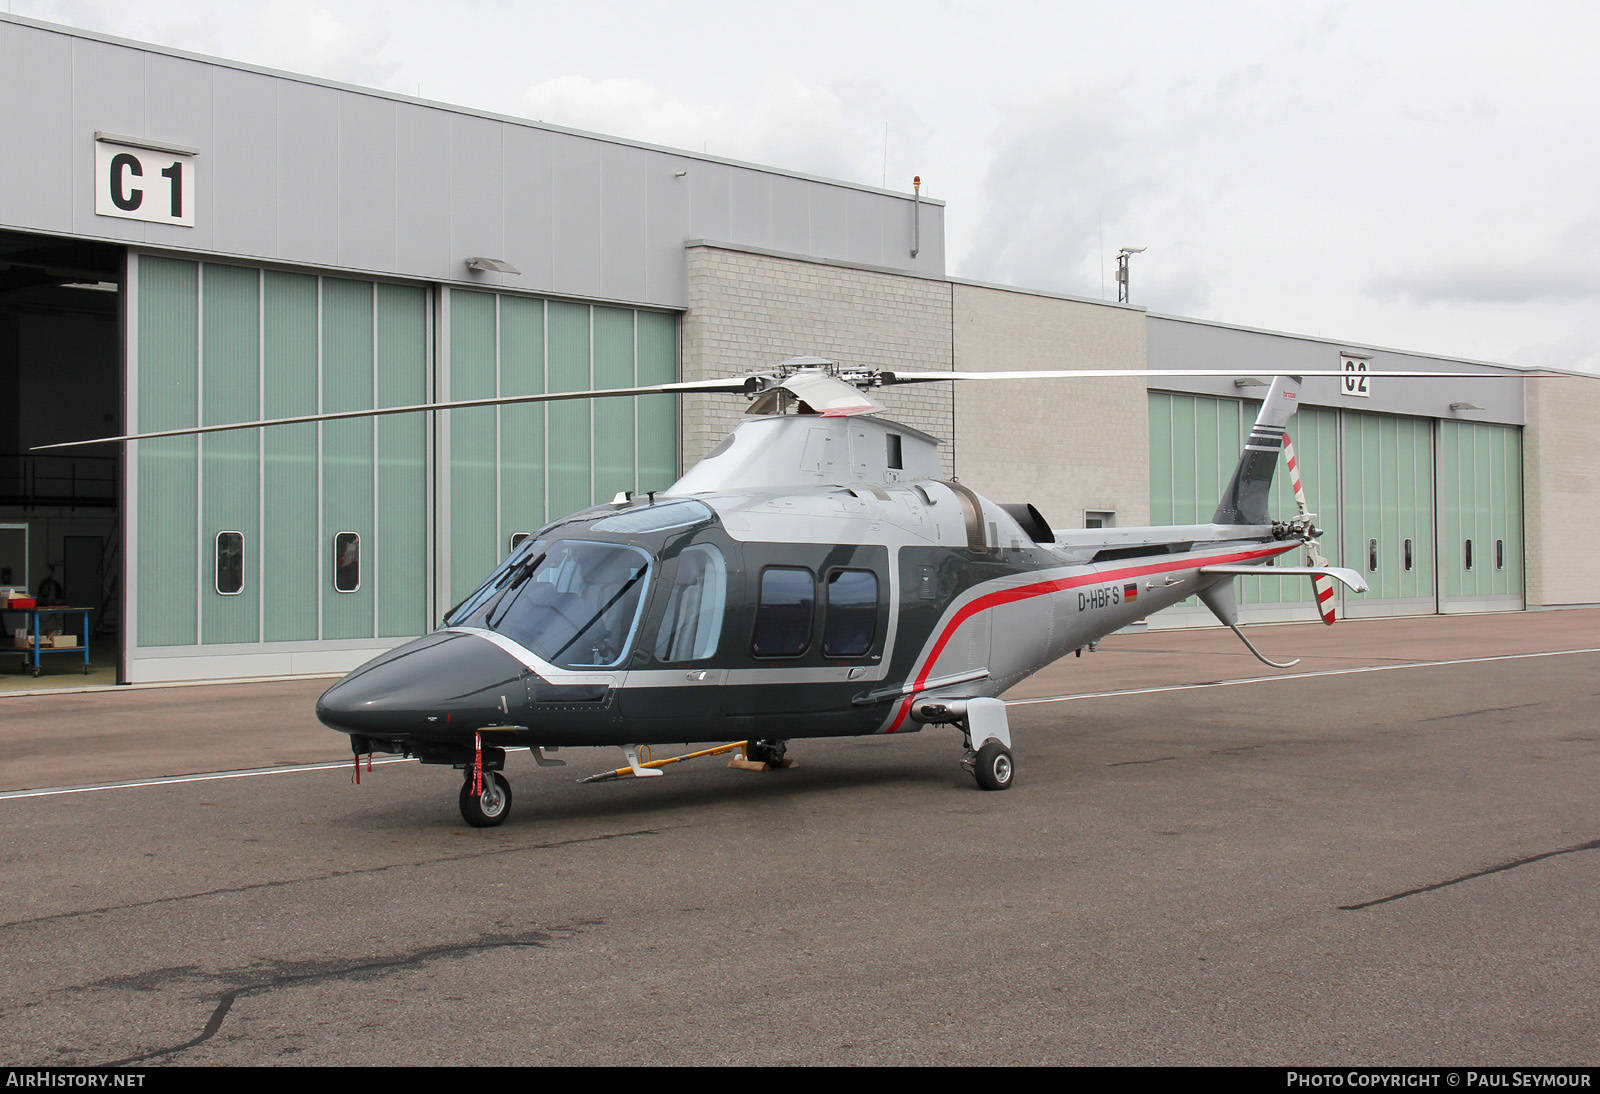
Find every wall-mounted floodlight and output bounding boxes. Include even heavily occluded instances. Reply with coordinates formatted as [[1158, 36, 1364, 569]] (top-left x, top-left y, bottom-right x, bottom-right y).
[[466, 257, 520, 274], [1449, 402, 1483, 413], [1233, 377, 1269, 388], [1115, 246, 1146, 303]]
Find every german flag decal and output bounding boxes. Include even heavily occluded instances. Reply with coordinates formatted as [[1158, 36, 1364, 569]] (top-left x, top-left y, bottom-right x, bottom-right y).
[[1124, 583, 1139, 601]]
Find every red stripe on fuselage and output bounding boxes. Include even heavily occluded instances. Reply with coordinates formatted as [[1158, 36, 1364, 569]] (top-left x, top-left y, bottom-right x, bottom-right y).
[[885, 542, 1298, 732]]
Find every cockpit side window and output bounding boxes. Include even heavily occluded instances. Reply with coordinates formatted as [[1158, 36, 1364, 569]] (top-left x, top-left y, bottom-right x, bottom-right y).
[[653, 544, 727, 662]]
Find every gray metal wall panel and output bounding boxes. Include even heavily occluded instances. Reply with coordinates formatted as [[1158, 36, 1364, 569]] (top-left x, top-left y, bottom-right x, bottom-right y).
[[3, 15, 944, 308], [210, 67, 280, 258], [0, 24, 73, 231], [503, 125, 556, 294], [845, 189, 885, 266], [141, 51, 214, 253], [645, 154, 694, 303], [768, 175, 813, 255], [393, 106, 453, 276], [337, 93, 398, 272], [449, 113, 507, 284], [275, 79, 341, 268], [600, 143, 649, 303], [729, 169, 773, 249], [70, 37, 147, 241], [808, 185, 848, 258], [550, 133, 603, 300], [1148, 316, 1526, 424], [688, 160, 733, 245]]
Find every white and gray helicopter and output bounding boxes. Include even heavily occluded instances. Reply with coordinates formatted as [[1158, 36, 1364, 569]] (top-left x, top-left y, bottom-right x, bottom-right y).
[[58, 357, 1523, 827]]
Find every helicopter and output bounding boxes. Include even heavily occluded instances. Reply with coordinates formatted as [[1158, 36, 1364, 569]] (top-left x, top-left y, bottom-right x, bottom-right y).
[[50, 355, 1536, 828], [307, 359, 1375, 825]]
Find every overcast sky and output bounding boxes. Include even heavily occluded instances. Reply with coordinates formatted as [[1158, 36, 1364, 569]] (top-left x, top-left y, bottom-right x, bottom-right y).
[[13, 0, 1600, 372]]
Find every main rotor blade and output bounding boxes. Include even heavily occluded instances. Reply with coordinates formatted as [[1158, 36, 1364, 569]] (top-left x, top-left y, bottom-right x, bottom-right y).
[[31, 377, 754, 450], [880, 368, 1554, 384]]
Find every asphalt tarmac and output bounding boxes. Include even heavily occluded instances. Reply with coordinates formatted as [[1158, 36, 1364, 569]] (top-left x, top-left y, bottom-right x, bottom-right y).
[[1, 610, 1596, 1066]]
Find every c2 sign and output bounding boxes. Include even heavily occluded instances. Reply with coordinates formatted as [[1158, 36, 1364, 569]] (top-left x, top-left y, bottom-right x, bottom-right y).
[[94, 134, 197, 227]]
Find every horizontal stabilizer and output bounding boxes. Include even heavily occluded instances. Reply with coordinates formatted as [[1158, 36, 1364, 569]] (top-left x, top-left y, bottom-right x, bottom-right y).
[[1200, 564, 1369, 593]]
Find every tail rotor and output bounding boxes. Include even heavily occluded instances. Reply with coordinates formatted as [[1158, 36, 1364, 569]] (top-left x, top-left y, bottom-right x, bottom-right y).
[[1282, 430, 1338, 625]]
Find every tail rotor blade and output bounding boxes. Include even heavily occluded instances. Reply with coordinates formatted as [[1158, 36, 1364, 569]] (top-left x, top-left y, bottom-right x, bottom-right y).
[[1283, 430, 1338, 625]]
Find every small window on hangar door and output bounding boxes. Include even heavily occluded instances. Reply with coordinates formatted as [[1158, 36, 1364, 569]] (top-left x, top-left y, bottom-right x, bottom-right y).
[[334, 532, 361, 593], [215, 532, 244, 595]]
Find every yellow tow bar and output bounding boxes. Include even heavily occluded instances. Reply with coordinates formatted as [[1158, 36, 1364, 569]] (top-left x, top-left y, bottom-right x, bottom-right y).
[[579, 741, 750, 783]]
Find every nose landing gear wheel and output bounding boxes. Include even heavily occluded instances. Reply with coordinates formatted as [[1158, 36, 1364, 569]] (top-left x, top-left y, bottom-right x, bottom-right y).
[[972, 741, 1014, 791], [460, 771, 513, 827]]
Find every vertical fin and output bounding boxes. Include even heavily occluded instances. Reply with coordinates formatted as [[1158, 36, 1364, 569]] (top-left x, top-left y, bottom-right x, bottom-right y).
[[1212, 376, 1301, 526]]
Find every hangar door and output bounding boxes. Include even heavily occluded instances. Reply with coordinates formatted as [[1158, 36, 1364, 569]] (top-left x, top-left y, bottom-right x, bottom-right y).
[[130, 255, 429, 654], [438, 288, 679, 610], [1148, 392, 1525, 624], [1437, 420, 1523, 613], [1149, 391, 1339, 624]]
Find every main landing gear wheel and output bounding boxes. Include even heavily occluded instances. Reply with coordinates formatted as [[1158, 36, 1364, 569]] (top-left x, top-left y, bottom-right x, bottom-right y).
[[972, 741, 1014, 792], [459, 771, 513, 827], [745, 739, 788, 766]]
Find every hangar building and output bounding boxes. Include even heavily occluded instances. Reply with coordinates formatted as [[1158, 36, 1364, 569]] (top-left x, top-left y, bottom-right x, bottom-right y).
[[2, 13, 1595, 685]]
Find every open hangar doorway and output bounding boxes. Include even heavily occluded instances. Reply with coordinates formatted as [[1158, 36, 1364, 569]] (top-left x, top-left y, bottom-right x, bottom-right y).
[[0, 229, 124, 684]]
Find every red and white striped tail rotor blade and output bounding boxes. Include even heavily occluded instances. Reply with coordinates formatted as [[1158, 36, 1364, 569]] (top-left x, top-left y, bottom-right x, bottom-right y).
[[1283, 430, 1338, 625]]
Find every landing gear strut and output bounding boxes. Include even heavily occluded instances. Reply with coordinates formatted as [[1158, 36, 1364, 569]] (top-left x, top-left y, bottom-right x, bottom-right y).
[[744, 739, 788, 766], [911, 695, 1016, 792], [460, 770, 513, 827]]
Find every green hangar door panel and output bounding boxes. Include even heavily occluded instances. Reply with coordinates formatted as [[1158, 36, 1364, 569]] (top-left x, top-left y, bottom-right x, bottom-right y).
[[1438, 420, 1524, 613], [1148, 393, 1337, 625], [130, 255, 431, 658], [439, 288, 679, 608], [1339, 412, 1437, 619]]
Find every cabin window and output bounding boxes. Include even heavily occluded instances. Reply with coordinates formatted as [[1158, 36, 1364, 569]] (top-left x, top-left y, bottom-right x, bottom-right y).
[[823, 569, 878, 658], [215, 532, 244, 595], [752, 567, 814, 658], [334, 532, 361, 593], [654, 544, 727, 662]]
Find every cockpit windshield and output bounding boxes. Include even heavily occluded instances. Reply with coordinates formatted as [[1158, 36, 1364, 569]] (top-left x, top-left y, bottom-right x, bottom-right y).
[[453, 540, 652, 669]]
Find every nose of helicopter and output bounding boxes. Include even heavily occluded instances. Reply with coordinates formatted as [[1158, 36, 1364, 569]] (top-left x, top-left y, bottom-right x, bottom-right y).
[[316, 630, 529, 738]]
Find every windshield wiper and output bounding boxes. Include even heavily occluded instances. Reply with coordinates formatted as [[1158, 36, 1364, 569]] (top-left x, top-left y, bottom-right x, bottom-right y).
[[551, 566, 648, 664], [483, 552, 546, 631]]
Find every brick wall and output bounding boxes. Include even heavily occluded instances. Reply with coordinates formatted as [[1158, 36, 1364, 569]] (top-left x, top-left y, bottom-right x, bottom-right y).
[[1524, 374, 1600, 606], [682, 245, 955, 472], [950, 282, 1149, 531]]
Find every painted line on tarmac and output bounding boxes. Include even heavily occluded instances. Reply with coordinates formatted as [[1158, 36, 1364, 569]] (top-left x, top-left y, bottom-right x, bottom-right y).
[[1007, 646, 1600, 707], [0, 756, 419, 801]]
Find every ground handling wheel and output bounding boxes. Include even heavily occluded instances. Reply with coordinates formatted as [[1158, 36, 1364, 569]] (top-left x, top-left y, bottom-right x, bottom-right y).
[[972, 740, 1014, 791], [459, 771, 513, 827]]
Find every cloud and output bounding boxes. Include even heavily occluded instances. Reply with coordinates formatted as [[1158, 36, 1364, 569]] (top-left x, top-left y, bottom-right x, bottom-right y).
[[1367, 262, 1600, 307], [27, 0, 405, 92]]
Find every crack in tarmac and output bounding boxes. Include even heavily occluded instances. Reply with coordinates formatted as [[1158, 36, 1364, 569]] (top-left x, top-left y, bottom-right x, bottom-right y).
[[0, 826, 682, 931], [1340, 837, 1600, 910], [97, 922, 599, 1065]]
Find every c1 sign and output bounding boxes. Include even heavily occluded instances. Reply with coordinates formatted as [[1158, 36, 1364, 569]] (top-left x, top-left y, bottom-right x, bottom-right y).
[[94, 135, 197, 227]]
